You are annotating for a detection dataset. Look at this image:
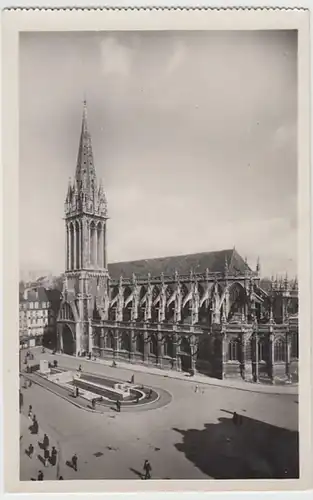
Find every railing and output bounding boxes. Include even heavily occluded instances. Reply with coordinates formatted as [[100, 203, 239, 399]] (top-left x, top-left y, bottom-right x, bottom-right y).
[[109, 270, 257, 286]]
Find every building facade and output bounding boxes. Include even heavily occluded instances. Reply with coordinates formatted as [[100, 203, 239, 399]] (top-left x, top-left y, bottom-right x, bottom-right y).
[[57, 103, 299, 384], [19, 286, 59, 348]]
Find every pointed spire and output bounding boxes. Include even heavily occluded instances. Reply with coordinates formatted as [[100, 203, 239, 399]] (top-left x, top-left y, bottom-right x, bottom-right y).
[[256, 256, 261, 275], [75, 98, 96, 194]]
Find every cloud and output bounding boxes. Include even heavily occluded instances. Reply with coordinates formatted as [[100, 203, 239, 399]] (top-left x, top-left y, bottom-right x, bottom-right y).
[[100, 37, 133, 77]]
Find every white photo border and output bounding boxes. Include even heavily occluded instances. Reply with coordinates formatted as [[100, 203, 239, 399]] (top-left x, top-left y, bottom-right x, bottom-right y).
[[1, 6, 312, 494]]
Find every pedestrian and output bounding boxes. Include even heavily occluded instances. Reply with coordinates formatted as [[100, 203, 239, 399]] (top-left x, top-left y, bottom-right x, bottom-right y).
[[76, 386, 79, 397], [130, 374, 135, 384], [19, 390, 24, 412], [92, 399, 96, 410], [44, 448, 49, 467], [78, 364, 82, 372], [194, 384, 199, 393], [43, 433, 49, 450], [28, 379, 32, 388], [143, 459, 152, 479], [136, 394, 140, 404], [51, 446, 57, 466], [53, 359, 58, 368], [116, 400, 121, 413], [59, 476, 64, 480], [72, 453, 78, 471], [148, 389, 152, 400], [28, 409, 33, 421], [28, 443, 34, 458], [232, 411, 238, 425], [37, 470, 44, 481]]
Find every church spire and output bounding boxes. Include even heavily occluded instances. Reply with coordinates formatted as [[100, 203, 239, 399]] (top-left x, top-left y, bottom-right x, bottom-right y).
[[75, 98, 96, 194], [65, 99, 108, 219]]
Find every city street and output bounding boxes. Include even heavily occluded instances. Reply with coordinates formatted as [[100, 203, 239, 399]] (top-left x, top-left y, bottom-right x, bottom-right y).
[[19, 348, 299, 481]]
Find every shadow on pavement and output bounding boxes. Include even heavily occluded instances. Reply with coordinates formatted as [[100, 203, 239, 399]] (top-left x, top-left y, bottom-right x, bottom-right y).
[[173, 415, 299, 479], [37, 454, 45, 466], [129, 467, 143, 479]]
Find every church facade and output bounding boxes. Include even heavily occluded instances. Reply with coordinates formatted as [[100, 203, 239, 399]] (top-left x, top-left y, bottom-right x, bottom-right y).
[[57, 103, 299, 384]]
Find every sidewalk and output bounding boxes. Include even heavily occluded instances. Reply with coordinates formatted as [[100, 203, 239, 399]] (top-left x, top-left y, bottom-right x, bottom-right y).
[[50, 351, 298, 396], [20, 413, 60, 481]]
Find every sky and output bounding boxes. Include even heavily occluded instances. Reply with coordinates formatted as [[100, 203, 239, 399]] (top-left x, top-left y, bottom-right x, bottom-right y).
[[19, 30, 297, 280]]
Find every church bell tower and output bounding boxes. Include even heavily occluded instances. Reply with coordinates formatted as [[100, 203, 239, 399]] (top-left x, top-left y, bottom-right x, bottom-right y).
[[59, 100, 109, 355]]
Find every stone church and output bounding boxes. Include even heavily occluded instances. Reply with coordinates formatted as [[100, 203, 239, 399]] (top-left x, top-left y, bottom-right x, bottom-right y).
[[57, 102, 299, 384]]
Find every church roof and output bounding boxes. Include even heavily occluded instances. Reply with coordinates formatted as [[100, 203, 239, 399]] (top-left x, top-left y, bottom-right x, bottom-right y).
[[108, 248, 251, 280]]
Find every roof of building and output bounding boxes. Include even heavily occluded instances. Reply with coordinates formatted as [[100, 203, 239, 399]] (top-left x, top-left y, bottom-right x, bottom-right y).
[[107, 248, 251, 280], [22, 286, 50, 303]]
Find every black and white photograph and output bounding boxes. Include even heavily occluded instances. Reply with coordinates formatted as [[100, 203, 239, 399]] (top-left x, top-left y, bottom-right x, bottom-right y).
[[2, 7, 312, 493]]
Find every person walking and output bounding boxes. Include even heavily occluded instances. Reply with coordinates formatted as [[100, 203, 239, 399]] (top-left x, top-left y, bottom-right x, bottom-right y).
[[28, 443, 34, 458], [44, 448, 49, 467], [28, 407, 33, 421], [51, 446, 57, 466], [32, 416, 38, 434], [78, 365, 82, 372], [130, 374, 135, 384], [116, 400, 121, 413], [143, 459, 152, 480], [28, 379, 32, 388], [43, 433, 49, 450], [72, 453, 78, 471], [19, 391, 24, 412], [37, 470, 44, 481], [232, 412, 238, 425]]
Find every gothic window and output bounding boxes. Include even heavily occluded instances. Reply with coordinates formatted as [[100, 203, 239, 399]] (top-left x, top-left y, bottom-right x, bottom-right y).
[[151, 287, 159, 323], [136, 334, 144, 354], [180, 337, 191, 355], [228, 283, 246, 320], [274, 339, 286, 362], [138, 287, 146, 322], [228, 339, 239, 361], [121, 332, 130, 352], [291, 333, 298, 359], [107, 331, 114, 350], [150, 334, 158, 356], [258, 341, 266, 362], [108, 306, 116, 322], [164, 337, 174, 358], [244, 341, 252, 361]]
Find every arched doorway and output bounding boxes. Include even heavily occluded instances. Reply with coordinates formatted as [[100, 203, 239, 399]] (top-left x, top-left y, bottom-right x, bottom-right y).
[[62, 324, 76, 355], [180, 337, 192, 372]]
